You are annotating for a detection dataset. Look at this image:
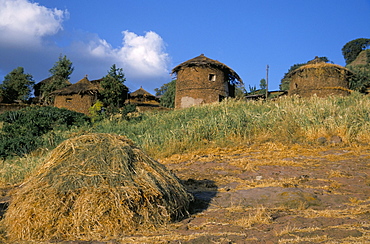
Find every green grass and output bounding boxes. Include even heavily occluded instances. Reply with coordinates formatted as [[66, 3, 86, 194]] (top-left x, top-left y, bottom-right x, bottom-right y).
[[2, 92, 370, 186], [93, 92, 370, 157]]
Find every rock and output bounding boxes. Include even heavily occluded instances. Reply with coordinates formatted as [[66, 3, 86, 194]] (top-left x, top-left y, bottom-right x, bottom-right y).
[[317, 137, 327, 145], [330, 135, 342, 144]]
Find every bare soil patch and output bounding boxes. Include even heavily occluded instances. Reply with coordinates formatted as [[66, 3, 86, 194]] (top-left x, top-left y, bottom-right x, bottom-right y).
[[0, 143, 370, 243]]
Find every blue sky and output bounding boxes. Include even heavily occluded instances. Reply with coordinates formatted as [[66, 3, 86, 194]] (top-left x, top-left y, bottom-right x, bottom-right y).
[[0, 0, 369, 94]]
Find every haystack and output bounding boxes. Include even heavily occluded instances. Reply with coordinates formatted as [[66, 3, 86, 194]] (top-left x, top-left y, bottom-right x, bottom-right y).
[[4, 133, 191, 242]]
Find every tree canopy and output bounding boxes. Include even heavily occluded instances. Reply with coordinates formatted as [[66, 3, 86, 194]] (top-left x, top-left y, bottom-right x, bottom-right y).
[[155, 80, 176, 108], [49, 54, 74, 79], [342, 38, 370, 65], [0, 67, 34, 103], [234, 83, 247, 98], [248, 79, 267, 95], [99, 64, 128, 113], [39, 54, 74, 105]]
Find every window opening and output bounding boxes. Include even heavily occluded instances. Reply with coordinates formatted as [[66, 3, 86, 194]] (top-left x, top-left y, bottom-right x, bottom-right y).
[[209, 74, 216, 81]]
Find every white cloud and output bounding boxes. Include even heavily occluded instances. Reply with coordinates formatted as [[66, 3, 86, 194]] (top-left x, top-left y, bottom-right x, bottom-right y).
[[0, 0, 67, 46], [69, 30, 170, 90], [118, 31, 170, 78], [0, 0, 170, 92]]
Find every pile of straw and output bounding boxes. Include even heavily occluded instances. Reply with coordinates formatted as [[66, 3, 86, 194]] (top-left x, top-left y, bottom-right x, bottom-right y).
[[4, 133, 191, 241]]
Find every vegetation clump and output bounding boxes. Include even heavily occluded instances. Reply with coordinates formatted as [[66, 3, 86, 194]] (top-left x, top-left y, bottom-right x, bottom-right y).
[[155, 79, 176, 108], [4, 133, 191, 242], [38, 54, 74, 105], [0, 106, 90, 158], [0, 67, 34, 103], [99, 64, 128, 114]]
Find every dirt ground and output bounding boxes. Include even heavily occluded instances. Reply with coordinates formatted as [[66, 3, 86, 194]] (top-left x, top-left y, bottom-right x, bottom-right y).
[[1, 143, 370, 243]]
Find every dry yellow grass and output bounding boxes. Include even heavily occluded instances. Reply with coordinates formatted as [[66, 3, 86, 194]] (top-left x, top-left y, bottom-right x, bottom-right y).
[[234, 206, 272, 228]]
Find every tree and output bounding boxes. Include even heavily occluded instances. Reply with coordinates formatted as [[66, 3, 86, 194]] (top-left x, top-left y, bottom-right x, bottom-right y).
[[247, 85, 258, 95], [247, 79, 267, 95], [155, 80, 176, 108], [99, 64, 128, 113], [40, 54, 74, 105], [259, 78, 267, 95], [0, 67, 34, 103], [234, 83, 247, 98], [342, 38, 370, 65]]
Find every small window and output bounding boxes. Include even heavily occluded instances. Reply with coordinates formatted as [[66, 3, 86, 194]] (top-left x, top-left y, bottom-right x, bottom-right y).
[[209, 74, 216, 81]]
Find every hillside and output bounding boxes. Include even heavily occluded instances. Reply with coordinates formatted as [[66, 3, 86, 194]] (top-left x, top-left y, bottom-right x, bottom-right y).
[[0, 94, 370, 243]]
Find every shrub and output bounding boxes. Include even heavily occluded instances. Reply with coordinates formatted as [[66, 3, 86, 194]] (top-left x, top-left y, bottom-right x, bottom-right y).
[[89, 100, 105, 122], [0, 106, 90, 158], [121, 104, 137, 120]]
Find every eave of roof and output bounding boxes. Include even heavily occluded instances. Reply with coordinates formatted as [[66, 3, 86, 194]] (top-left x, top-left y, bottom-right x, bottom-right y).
[[51, 77, 100, 95], [288, 62, 353, 77], [172, 54, 242, 83]]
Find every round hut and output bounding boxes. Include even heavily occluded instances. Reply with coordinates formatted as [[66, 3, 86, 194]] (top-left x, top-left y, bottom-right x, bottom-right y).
[[288, 57, 353, 97], [51, 77, 101, 115], [172, 54, 242, 109], [4, 133, 191, 242]]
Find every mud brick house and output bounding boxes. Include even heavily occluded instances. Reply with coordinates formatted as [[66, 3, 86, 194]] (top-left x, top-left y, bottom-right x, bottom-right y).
[[125, 87, 161, 111], [51, 77, 101, 115], [172, 54, 242, 109], [127, 87, 159, 105], [288, 57, 353, 97]]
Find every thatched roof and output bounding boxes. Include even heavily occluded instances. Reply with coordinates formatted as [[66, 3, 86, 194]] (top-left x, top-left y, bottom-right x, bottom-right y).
[[172, 54, 243, 84], [51, 77, 101, 95], [130, 87, 154, 97], [288, 58, 353, 77]]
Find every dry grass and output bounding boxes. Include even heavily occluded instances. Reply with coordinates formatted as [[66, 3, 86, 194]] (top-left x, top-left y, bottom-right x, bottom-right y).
[[328, 169, 353, 178], [1, 95, 370, 243], [0, 153, 48, 186], [234, 206, 272, 228], [3, 133, 191, 242], [152, 142, 370, 242]]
